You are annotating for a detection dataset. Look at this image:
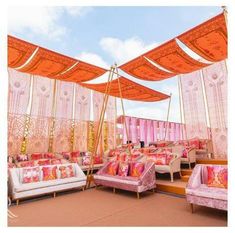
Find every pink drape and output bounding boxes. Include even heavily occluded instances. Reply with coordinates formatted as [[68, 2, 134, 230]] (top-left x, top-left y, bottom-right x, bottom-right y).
[[74, 85, 91, 152], [122, 116, 130, 144], [106, 96, 116, 149], [93, 91, 104, 153], [153, 121, 158, 141], [130, 117, 138, 143], [8, 69, 31, 155], [26, 76, 54, 154], [146, 119, 154, 145], [53, 81, 74, 152], [180, 71, 208, 139], [139, 119, 146, 144], [158, 121, 165, 140], [202, 61, 227, 158]]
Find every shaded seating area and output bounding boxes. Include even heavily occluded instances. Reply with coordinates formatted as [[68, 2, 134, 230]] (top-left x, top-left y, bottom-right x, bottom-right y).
[[7, 8, 228, 227]]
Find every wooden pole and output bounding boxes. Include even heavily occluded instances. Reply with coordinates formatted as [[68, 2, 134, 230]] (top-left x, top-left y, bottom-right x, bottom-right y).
[[48, 79, 57, 152], [20, 75, 34, 154], [178, 76, 184, 140], [164, 93, 172, 141]]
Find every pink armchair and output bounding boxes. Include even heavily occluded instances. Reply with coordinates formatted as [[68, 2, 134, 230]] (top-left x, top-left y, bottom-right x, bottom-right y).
[[186, 164, 227, 212], [93, 161, 156, 198]]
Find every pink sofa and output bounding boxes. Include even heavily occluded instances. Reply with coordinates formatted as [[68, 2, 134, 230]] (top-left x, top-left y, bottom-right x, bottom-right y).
[[93, 161, 156, 198], [186, 164, 227, 212]]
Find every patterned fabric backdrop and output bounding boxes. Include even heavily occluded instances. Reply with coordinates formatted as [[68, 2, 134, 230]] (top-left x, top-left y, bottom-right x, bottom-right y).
[[74, 85, 91, 152], [202, 61, 227, 158], [180, 71, 209, 139], [8, 69, 31, 155]]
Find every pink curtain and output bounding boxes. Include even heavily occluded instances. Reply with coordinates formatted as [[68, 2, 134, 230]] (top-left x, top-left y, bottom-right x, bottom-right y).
[[180, 71, 208, 139], [106, 96, 116, 149], [139, 119, 146, 144], [74, 85, 91, 152], [158, 121, 165, 140], [153, 121, 158, 141], [122, 116, 130, 144], [93, 91, 104, 153], [8, 69, 31, 155], [53, 81, 74, 152], [26, 76, 54, 154], [146, 119, 154, 145], [202, 61, 227, 158], [130, 117, 138, 143]]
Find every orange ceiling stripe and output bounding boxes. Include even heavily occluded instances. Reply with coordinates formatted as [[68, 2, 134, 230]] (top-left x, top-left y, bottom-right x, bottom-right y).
[[8, 35, 37, 68], [18, 47, 77, 77], [119, 56, 175, 81], [56, 60, 107, 82], [178, 13, 227, 62], [81, 77, 169, 102], [145, 39, 208, 74]]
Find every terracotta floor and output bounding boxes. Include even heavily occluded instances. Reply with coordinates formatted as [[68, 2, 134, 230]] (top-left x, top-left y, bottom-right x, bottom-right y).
[[8, 188, 227, 227]]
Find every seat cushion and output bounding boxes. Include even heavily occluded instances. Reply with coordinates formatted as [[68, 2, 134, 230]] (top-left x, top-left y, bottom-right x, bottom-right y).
[[155, 165, 170, 173], [186, 184, 227, 201], [94, 174, 141, 186], [15, 176, 86, 193]]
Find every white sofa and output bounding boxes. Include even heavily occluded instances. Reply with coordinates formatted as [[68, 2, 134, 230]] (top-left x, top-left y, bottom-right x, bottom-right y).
[[8, 163, 86, 205], [154, 153, 182, 182], [170, 145, 196, 169]]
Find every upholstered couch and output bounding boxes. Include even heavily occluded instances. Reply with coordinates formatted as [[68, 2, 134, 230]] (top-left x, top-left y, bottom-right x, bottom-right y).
[[93, 161, 156, 198], [154, 153, 181, 182], [186, 164, 227, 212], [9, 163, 86, 205]]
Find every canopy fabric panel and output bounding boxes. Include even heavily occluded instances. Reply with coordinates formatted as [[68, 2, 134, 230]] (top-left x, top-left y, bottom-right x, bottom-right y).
[[18, 47, 77, 77], [144, 40, 208, 74], [82, 77, 170, 102], [202, 61, 227, 158], [178, 13, 227, 62], [56, 61, 107, 83], [8, 35, 108, 83], [119, 56, 175, 81], [8, 36, 37, 68]]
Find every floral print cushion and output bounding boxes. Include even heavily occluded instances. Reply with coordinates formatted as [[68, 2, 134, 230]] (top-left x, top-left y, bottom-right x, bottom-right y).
[[130, 162, 145, 177], [207, 165, 228, 189], [17, 161, 35, 168], [71, 151, 80, 158], [94, 156, 103, 164], [44, 153, 56, 159], [107, 162, 119, 175], [50, 159, 62, 165], [22, 167, 40, 183], [82, 156, 91, 165], [118, 162, 129, 176], [189, 138, 200, 149], [35, 159, 51, 166], [16, 154, 29, 162], [42, 166, 57, 181], [199, 140, 207, 149], [31, 153, 44, 160], [182, 146, 193, 158], [59, 165, 75, 179]]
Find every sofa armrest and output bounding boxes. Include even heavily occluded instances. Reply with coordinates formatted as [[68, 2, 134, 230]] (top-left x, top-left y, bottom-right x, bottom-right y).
[[188, 148, 196, 163], [140, 161, 156, 186], [186, 164, 203, 189], [96, 162, 110, 175], [169, 154, 181, 172]]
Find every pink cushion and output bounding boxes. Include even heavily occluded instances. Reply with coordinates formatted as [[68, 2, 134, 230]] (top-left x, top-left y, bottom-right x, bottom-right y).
[[31, 153, 44, 160], [17, 161, 35, 168], [130, 162, 145, 177], [22, 167, 40, 183], [16, 154, 29, 162], [118, 162, 129, 176], [107, 161, 119, 175], [189, 138, 200, 149], [207, 165, 228, 189]]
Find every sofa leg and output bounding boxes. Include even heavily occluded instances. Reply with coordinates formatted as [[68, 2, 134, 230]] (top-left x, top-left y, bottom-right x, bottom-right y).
[[16, 199, 19, 206], [137, 192, 140, 199], [152, 188, 155, 193], [113, 188, 116, 193], [189, 162, 191, 169], [190, 203, 194, 213], [82, 186, 85, 191], [53, 192, 56, 198], [170, 172, 174, 182], [179, 171, 182, 178]]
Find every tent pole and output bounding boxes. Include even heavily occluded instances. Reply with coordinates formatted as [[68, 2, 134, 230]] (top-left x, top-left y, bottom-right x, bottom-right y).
[[86, 67, 114, 187], [164, 93, 172, 141], [20, 75, 34, 154], [178, 76, 184, 140], [115, 65, 131, 153], [70, 83, 77, 152], [48, 79, 57, 152]]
